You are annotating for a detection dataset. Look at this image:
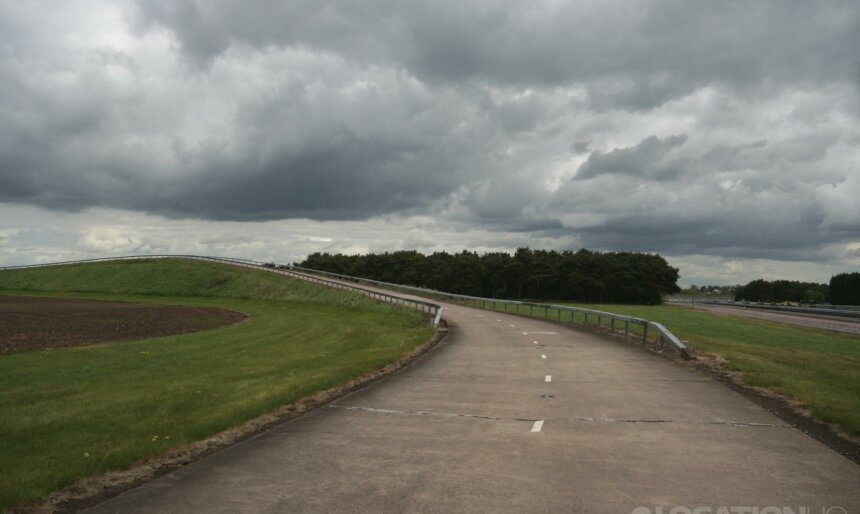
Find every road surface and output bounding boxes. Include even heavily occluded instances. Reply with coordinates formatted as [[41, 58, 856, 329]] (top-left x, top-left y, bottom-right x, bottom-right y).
[[85, 300, 859, 513], [695, 303, 860, 335]]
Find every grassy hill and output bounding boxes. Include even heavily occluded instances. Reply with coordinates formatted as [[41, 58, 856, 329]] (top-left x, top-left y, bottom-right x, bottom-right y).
[[0, 259, 435, 510], [0, 258, 375, 303]]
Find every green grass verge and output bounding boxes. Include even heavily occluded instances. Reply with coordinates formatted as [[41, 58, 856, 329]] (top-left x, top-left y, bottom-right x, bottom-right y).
[[462, 298, 860, 436], [0, 259, 434, 509]]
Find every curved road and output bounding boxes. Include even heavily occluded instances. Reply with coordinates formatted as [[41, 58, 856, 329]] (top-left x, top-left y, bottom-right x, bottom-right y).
[[86, 298, 859, 513]]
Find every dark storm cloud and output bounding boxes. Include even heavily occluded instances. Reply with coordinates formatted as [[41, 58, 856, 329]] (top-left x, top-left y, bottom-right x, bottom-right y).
[[548, 127, 856, 261], [134, 0, 860, 102], [0, 94, 477, 220], [0, 29, 493, 220], [575, 135, 688, 181], [1, 0, 859, 265], [572, 209, 834, 261], [158, 137, 462, 221]]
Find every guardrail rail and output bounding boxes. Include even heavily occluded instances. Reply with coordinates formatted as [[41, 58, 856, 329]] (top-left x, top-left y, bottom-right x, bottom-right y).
[[0, 255, 444, 327], [699, 299, 860, 320], [286, 265, 693, 359], [0, 254, 690, 357]]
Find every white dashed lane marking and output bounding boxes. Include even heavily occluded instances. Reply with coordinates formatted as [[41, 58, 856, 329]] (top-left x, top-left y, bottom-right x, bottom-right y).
[[541, 354, 547, 359], [531, 420, 544, 433], [533, 340, 539, 344], [545, 375, 552, 382]]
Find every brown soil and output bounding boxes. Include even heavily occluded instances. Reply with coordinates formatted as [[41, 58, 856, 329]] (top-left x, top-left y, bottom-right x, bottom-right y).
[[0, 296, 247, 354]]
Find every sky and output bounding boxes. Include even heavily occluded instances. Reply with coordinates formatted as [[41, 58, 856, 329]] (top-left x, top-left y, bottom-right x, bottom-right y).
[[1, 1, 859, 286]]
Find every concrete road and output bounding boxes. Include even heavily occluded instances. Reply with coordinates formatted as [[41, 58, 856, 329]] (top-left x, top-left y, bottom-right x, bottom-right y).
[[696, 303, 860, 335], [86, 304, 860, 514]]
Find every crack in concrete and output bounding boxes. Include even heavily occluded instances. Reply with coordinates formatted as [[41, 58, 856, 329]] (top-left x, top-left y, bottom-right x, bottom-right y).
[[329, 404, 532, 422], [566, 416, 785, 427], [331, 405, 786, 428], [706, 420, 785, 427], [568, 417, 672, 423]]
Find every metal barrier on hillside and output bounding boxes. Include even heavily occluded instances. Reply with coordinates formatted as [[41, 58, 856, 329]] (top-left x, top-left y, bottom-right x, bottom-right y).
[[0, 255, 444, 327], [0, 254, 689, 355], [286, 265, 693, 359]]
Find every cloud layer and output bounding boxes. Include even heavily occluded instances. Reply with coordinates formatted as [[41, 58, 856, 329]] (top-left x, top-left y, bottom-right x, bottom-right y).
[[1, 0, 859, 279]]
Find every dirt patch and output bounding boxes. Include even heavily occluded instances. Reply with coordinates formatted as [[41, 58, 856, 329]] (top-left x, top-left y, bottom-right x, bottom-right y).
[[688, 353, 860, 465], [0, 296, 247, 354], [9, 322, 449, 514]]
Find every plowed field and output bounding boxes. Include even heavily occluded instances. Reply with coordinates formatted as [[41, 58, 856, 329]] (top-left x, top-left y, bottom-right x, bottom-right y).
[[0, 295, 246, 354]]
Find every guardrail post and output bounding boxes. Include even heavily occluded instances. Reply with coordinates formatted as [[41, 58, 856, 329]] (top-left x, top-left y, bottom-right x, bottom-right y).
[[642, 324, 649, 345], [611, 318, 615, 332], [624, 321, 629, 340]]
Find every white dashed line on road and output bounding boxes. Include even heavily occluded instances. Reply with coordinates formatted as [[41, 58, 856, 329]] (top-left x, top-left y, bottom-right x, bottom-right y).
[[545, 375, 552, 382], [541, 354, 547, 359], [531, 420, 544, 433], [533, 340, 539, 344], [522, 331, 528, 335], [509, 324, 516, 327]]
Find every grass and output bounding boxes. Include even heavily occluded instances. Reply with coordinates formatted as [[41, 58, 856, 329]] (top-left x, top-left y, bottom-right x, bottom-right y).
[[0, 259, 434, 510], [457, 298, 860, 437]]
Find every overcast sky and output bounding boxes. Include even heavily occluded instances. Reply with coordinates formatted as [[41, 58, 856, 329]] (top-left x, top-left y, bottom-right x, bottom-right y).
[[1, 0, 859, 285]]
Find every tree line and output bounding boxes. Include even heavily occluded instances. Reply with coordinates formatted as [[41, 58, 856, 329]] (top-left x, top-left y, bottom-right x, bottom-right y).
[[300, 248, 680, 304], [733, 272, 860, 305], [734, 279, 829, 304], [830, 272, 860, 305]]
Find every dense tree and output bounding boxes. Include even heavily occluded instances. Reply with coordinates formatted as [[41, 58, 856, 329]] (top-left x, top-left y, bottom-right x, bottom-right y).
[[829, 272, 860, 305], [734, 279, 829, 303], [300, 248, 680, 304]]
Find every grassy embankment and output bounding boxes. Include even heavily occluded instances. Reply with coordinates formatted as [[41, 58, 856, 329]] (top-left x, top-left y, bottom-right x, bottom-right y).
[[0, 259, 434, 510], [461, 298, 860, 437]]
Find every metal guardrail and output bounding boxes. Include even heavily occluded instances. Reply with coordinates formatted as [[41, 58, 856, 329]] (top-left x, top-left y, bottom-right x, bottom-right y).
[[700, 300, 860, 320], [286, 265, 693, 359], [0, 254, 689, 357], [0, 255, 444, 327]]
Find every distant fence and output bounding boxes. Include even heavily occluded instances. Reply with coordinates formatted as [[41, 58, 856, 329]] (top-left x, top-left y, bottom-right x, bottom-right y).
[[698, 300, 860, 320], [0, 255, 444, 327]]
